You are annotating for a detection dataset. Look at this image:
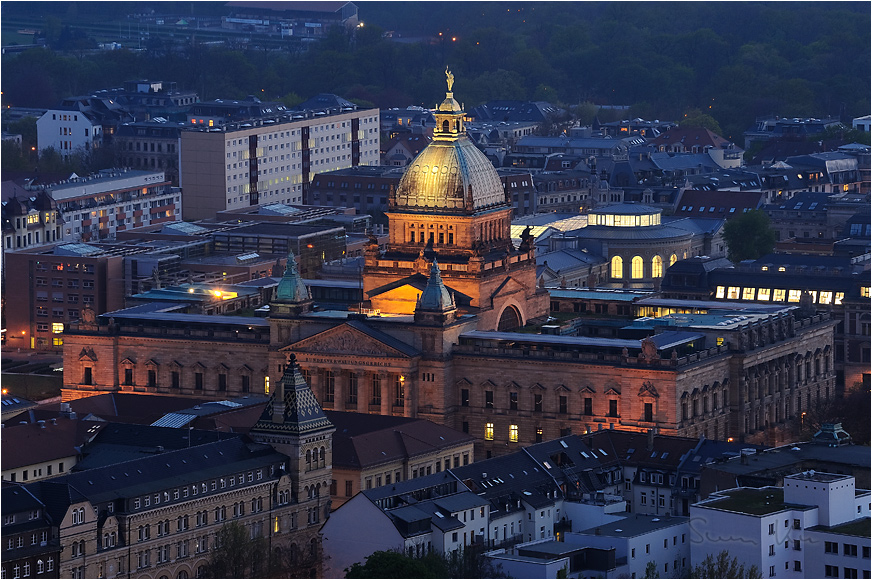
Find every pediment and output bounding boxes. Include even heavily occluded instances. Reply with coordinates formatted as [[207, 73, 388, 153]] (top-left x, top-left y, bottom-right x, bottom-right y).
[[78, 347, 98, 362], [168, 360, 184, 369], [480, 380, 497, 389], [120, 357, 136, 366], [284, 322, 417, 359], [579, 385, 596, 394], [604, 387, 621, 396], [491, 276, 527, 301], [555, 384, 571, 393], [456, 378, 473, 388], [638, 381, 659, 398], [238, 364, 253, 373], [505, 381, 522, 391], [530, 383, 546, 391], [144, 359, 159, 367]]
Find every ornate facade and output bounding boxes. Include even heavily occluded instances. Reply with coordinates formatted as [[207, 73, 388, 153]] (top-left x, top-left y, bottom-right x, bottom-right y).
[[61, 74, 837, 454]]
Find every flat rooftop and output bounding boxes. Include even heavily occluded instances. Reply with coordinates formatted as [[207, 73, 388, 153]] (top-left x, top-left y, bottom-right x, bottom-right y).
[[808, 517, 871, 538], [699, 487, 811, 516], [575, 514, 689, 538], [786, 472, 853, 484]]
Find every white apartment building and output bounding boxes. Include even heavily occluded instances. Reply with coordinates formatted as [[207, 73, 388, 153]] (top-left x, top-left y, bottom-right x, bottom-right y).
[[36, 109, 102, 157], [691, 472, 870, 579], [46, 169, 179, 242], [180, 109, 380, 220], [570, 514, 691, 578]]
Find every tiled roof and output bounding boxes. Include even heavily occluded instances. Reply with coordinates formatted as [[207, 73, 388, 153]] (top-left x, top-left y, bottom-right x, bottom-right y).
[[1, 418, 105, 471]]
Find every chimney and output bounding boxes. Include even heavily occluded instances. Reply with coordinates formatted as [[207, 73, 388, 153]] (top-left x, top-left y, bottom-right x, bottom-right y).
[[38, 420, 46, 429]]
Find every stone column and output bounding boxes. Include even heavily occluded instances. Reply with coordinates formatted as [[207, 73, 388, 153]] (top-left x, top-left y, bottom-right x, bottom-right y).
[[355, 371, 367, 413], [380, 372, 391, 416], [333, 369, 345, 411]]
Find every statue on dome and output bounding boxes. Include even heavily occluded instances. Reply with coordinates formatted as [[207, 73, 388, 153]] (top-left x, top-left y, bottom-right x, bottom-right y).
[[445, 66, 454, 92]]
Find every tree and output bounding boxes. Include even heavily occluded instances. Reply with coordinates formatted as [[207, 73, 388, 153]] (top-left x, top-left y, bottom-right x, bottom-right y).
[[680, 108, 723, 136], [689, 551, 762, 578], [643, 561, 661, 578], [205, 522, 270, 578], [345, 550, 437, 579], [722, 209, 776, 262]]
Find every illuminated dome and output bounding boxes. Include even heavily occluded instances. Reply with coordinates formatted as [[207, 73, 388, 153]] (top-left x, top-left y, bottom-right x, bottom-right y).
[[393, 70, 507, 213], [393, 139, 506, 211]]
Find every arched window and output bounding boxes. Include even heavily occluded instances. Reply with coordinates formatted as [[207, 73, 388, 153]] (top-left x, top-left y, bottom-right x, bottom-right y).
[[651, 255, 663, 279], [669, 253, 678, 266], [442, 120, 449, 133], [611, 256, 623, 279], [631, 256, 644, 279]]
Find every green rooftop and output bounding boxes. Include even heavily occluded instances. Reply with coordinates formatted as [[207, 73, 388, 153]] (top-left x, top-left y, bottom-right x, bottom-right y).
[[705, 488, 792, 515], [826, 518, 871, 538]]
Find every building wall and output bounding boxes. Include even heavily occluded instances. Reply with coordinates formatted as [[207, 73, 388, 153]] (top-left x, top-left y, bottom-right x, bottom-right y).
[[180, 110, 380, 221], [36, 110, 101, 156], [804, 527, 872, 580], [5, 250, 125, 352], [2, 455, 77, 485]]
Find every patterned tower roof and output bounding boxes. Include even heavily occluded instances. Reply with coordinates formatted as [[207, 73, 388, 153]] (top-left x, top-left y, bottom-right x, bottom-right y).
[[417, 260, 455, 313], [252, 354, 333, 435], [275, 250, 311, 303]]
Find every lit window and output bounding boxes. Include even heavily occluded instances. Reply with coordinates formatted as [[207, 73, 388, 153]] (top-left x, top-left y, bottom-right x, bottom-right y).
[[834, 292, 844, 305], [715, 286, 726, 299], [861, 287, 870, 298], [651, 255, 663, 279], [51, 323, 64, 334], [509, 425, 519, 443], [727, 287, 740, 299], [788, 290, 802, 303], [669, 253, 677, 266], [264, 376, 270, 394], [485, 423, 494, 441], [819, 291, 833, 305], [631, 256, 644, 279], [742, 287, 755, 300], [778, 266, 786, 272], [758, 288, 771, 301], [773, 289, 786, 302], [611, 256, 623, 279]]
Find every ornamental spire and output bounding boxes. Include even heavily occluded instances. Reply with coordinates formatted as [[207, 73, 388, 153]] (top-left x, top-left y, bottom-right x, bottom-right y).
[[275, 250, 311, 304]]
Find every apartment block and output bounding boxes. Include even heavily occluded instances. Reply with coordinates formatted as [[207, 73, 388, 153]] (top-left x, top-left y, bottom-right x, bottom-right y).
[[180, 107, 380, 220], [691, 472, 870, 579], [46, 169, 179, 242]]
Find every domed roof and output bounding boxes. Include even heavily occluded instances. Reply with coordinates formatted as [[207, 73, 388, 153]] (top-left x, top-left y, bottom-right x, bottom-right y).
[[392, 69, 507, 213], [393, 138, 506, 212]]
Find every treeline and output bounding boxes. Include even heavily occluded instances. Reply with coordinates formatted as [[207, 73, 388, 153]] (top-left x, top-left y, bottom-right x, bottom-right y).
[[1, 2, 869, 141]]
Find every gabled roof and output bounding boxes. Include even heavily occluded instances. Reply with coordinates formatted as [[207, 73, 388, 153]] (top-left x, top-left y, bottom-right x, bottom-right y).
[[1, 418, 105, 471], [329, 411, 472, 469]]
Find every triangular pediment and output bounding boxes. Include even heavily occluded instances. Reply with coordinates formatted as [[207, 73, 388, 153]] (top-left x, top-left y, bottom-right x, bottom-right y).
[[456, 378, 473, 388], [480, 380, 497, 389], [505, 381, 522, 391], [530, 383, 546, 391], [168, 360, 184, 369], [144, 359, 159, 367], [78, 347, 98, 362], [579, 385, 596, 394], [555, 384, 571, 393], [604, 387, 621, 396], [491, 276, 527, 302], [120, 357, 136, 366], [283, 321, 418, 359]]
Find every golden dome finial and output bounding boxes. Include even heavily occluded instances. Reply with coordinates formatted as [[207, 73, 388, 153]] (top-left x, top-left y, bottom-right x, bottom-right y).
[[445, 66, 454, 93]]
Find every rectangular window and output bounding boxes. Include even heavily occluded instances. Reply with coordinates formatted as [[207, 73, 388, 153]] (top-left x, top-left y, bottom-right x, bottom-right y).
[[644, 402, 653, 422], [485, 391, 494, 409], [218, 373, 227, 391], [124, 368, 134, 385], [195, 372, 204, 390], [758, 288, 771, 301], [461, 388, 469, 407], [727, 286, 740, 299], [609, 399, 618, 417], [509, 424, 519, 443], [583, 397, 592, 415], [534, 393, 543, 412], [485, 422, 494, 441], [510, 392, 518, 410], [773, 289, 786, 302], [788, 289, 802, 303], [742, 287, 755, 300], [715, 286, 726, 298], [559, 396, 568, 414]]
